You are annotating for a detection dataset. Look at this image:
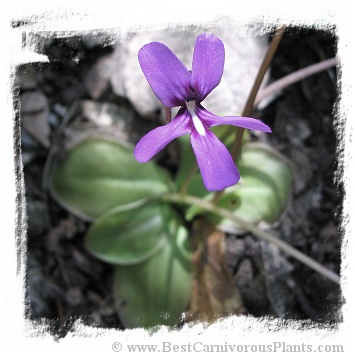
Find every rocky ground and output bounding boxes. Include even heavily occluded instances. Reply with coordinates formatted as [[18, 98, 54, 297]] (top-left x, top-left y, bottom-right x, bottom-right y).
[[17, 26, 341, 338]]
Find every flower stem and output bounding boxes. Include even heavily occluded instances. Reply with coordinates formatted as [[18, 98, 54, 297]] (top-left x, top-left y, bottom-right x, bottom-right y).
[[180, 163, 198, 195], [162, 193, 340, 285]]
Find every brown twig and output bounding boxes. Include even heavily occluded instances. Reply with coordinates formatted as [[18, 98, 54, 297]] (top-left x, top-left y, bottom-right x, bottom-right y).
[[231, 25, 287, 161], [165, 107, 171, 123], [254, 57, 339, 106], [212, 26, 286, 203]]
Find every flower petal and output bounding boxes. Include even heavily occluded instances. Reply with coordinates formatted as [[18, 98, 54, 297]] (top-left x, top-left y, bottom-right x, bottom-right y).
[[190, 33, 225, 101], [134, 108, 191, 163], [190, 128, 240, 191], [196, 105, 272, 132], [138, 42, 191, 107]]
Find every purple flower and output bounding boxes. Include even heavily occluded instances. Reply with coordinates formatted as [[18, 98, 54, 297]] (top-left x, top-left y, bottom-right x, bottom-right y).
[[134, 33, 271, 191]]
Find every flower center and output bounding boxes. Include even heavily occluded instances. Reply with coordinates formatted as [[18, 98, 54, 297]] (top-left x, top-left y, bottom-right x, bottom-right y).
[[186, 100, 206, 136]]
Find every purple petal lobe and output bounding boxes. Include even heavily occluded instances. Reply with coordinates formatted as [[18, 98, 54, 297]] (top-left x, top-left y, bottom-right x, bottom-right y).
[[138, 42, 191, 107], [134, 108, 191, 163], [196, 105, 272, 132], [190, 33, 225, 101], [190, 128, 240, 191]]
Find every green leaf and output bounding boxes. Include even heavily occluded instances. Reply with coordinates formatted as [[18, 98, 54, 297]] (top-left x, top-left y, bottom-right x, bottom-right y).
[[186, 143, 294, 231], [113, 222, 192, 328], [84, 201, 183, 265], [50, 137, 174, 220]]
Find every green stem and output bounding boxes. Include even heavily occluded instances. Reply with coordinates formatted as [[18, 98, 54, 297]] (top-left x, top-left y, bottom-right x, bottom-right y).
[[162, 193, 340, 285], [180, 163, 198, 195]]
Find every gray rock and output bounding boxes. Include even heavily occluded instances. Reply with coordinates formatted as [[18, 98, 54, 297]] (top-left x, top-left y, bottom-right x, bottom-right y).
[[20, 90, 50, 148], [27, 200, 50, 238], [260, 241, 295, 317], [21, 90, 48, 114], [82, 31, 119, 49], [290, 149, 312, 194], [84, 54, 117, 99], [62, 100, 140, 149], [16, 64, 38, 91]]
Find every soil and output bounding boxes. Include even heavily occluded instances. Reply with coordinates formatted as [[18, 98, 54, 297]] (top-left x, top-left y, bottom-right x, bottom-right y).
[[17, 26, 342, 339]]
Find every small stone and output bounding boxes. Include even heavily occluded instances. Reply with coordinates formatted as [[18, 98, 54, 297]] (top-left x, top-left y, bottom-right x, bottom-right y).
[[16, 64, 37, 91], [296, 119, 312, 142], [84, 54, 116, 99], [65, 288, 83, 306], [21, 127, 40, 149], [21, 90, 48, 114], [82, 32, 117, 49], [290, 149, 312, 194], [20, 91, 50, 148], [27, 200, 50, 238], [63, 100, 139, 147], [21, 151, 36, 166]]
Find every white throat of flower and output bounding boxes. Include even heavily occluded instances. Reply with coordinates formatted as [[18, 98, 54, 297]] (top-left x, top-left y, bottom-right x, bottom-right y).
[[186, 100, 206, 136]]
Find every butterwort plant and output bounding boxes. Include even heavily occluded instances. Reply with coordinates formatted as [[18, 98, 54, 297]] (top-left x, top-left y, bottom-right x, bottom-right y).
[[134, 33, 272, 191], [49, 30, 307, 329]]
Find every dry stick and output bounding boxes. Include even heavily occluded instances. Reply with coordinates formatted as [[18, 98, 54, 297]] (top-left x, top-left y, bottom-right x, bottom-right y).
[[165, 107, 172, 123], [231, 25, 287, 161], [163, 193, 340, 285], [254, 57, 339, 106], [212, 26, 287, 203]]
